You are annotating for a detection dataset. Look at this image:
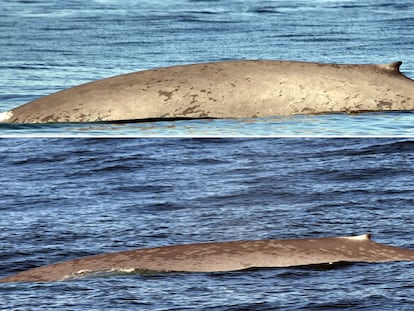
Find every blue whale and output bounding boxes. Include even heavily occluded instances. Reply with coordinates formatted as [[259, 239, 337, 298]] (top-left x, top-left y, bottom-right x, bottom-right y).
[[1, 234, 414, 282], [0, 60, 413, 123]]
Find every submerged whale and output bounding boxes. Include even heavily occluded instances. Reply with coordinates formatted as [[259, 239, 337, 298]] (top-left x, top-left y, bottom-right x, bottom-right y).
[[1, 233, 414, 283], [0, 60, 413, 123]]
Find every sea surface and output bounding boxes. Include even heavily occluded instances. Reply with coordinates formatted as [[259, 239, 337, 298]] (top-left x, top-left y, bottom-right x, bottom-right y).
[[1, 138, 414, 310], [1, 0, 414, 136]]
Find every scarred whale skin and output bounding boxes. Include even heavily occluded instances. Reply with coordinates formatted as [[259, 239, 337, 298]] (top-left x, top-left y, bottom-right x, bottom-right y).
[[0, 60, 413, 123], [1, 234, 414, 283]]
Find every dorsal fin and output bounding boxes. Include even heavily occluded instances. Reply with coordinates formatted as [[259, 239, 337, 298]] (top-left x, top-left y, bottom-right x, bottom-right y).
[[341, 233, 372, 241], [376, 61, 402, 73]]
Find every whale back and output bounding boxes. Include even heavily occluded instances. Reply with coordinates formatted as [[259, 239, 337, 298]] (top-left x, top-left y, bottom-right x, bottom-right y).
[[1, 234, 414, 282], [2, 60, 414, 123]]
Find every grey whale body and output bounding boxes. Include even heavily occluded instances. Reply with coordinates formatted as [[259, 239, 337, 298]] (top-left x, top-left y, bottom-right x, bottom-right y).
[[1, 60, 413, 123], [2, 234, 414, 283]]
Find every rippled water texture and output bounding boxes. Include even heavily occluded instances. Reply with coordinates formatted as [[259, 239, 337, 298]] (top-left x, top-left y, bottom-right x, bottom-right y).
[[1, 0, 414, 135], [1, 138, 414, 309]]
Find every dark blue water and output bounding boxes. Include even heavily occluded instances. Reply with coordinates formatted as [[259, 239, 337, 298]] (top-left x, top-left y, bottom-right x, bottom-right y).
[[1, 0, 414, 136], [1, 138, 414, 309]]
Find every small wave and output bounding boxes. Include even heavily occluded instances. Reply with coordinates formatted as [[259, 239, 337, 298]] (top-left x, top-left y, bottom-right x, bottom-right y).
[[250, 6, 281, 14], [345, 140, 414, 156]]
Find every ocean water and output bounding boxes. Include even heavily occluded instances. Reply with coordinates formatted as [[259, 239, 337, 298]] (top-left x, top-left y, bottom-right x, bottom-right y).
[[1, 138, 414, 310], [1, 0, 414, 136]]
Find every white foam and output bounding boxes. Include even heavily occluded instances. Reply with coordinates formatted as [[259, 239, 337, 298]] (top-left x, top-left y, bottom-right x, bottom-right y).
[[0, 111, 13, 122], [62, 268, 138, 281], [114, 268, 136, 273]]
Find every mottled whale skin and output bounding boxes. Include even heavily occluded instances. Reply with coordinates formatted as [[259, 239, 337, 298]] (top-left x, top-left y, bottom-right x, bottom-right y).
[[0, 60, 413, 123], [1, 234, 414, 283]]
